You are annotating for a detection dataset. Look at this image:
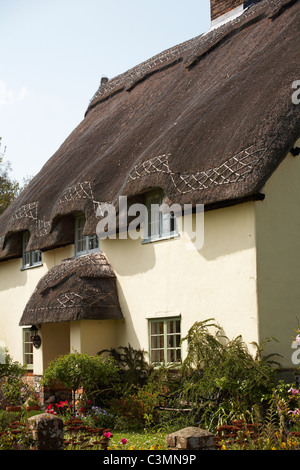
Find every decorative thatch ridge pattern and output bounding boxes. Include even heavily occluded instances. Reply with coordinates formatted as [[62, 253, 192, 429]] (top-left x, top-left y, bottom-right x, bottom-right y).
[[0, 0, 299, 261], [58, 181, 95, 204], [128, 139, 270, 194], [19, 252, 123, 325]]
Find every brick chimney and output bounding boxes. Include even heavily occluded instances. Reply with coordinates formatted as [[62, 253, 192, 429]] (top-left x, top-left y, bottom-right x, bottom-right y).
[[211, 0, 243, 23], [210, 1, 263, 26]]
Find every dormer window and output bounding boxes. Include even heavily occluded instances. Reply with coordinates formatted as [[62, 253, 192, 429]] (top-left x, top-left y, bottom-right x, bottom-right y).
[[22, 231, 42, 269], [75, 214, 99, 257], [143, 189, 178, 243]]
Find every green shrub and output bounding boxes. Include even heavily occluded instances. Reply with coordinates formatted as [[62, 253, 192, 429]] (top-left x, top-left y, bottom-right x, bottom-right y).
[[42, 352, 120, 409], [1, 376, 36, 407], [0, 348, 31, 408], [0, 348, 26, 381]]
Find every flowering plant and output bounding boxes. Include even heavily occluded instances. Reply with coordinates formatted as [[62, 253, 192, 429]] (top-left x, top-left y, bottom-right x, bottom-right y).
[[46, 404, 57, 415], [272, 381, 300, 429], [1, 377, 34, 406]]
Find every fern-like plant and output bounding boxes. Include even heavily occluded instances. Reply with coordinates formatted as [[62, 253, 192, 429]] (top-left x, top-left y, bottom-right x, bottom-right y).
[[180, 319, 279, 418]]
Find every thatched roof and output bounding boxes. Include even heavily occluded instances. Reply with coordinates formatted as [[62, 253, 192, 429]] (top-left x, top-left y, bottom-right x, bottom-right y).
[[0, 0, 299, 261], [19, 252, 123, 325]]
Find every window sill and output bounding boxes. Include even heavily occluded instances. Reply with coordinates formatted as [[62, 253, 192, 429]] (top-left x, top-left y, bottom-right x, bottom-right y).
[[142, 232, 180, 245], [75, 248, 100, 258], [151, 361, 182, 369], [21, 263, 43, 271]]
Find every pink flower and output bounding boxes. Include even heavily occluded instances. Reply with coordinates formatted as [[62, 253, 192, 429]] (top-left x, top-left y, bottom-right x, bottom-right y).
[[104, 432, 111, 438], [121, 438, 127, 445], [289, 408, 300, 416], [289, 387, 299, 395]]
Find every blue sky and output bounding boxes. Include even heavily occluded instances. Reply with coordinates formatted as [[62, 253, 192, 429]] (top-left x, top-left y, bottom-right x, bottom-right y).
[[0, 0, 210, 183]]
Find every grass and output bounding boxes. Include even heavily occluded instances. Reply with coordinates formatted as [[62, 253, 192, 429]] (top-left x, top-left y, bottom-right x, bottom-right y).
[[109, 431, 168, 450]]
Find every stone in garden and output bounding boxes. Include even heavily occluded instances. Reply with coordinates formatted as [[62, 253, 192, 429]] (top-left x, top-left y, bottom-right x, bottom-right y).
[[27, 413, 64, 450], [166, 427, 215, 450]]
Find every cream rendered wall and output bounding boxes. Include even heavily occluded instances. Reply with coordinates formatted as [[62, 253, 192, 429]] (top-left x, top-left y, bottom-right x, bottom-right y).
[[41, 322, 70, 372], [0, 196, 259, 372], [0, 245, 74, 371], [102, 201, 259, 360], [70, 320, 122, 356], [255, 138, 300, 369]]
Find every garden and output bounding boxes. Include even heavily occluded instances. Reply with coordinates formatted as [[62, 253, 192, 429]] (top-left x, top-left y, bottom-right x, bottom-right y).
[[1, 319, 300, 450]]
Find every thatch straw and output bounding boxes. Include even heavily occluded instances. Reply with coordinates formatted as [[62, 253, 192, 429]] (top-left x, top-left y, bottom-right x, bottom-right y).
[[0, 0, 299, 261], [19, 253, 123, 325]]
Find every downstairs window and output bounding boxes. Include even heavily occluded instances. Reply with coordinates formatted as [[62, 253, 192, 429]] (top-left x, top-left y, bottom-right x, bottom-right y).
[[149, 317, 181, 364], [23, 328, 33, 371]]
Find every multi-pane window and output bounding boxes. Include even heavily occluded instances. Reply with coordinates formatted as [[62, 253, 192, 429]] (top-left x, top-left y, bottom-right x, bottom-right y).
[[144, 190, 177, 242], [75, 215, 99, 256], [23, 328, 33, 369], [22, 232, 42, 269], [149, 318, 181, 364]]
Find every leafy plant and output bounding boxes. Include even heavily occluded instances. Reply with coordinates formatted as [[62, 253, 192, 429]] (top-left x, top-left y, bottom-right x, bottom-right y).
[[98, 344, 151, 388], [180, 319, 279, 420], [1, 376, 36, 407], [0, 139, 20, 215], [0, 349, 32, 408], [0, 347, 26, 381], [0, 409, 23, 431], [0, 420, 34, 450], [42, 352, 120, 410]]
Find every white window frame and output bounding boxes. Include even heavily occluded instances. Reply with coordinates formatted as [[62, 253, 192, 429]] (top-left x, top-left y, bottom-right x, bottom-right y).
[[143, 190, 178, 243], [149, 317, 181, 365], [23, 328, 33, 370], [75, 215, 99, 257], [22, 232, 42, 269]]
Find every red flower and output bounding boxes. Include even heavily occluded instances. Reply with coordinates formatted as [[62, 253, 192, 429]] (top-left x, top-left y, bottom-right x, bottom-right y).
[[57, 400, 68, 408]]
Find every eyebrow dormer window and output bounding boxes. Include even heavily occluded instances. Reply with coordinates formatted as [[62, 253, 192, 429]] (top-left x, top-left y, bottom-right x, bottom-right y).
[[75, 215, 99, 257], [22, 231, 42, 269], [143, 189, 178, 243]]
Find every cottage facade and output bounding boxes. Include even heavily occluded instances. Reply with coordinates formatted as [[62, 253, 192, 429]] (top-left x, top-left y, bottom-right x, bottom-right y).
[[0, 0, 299, 383]]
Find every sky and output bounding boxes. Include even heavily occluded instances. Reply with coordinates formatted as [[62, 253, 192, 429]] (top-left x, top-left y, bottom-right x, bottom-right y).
[[0, 0, 210, 184]]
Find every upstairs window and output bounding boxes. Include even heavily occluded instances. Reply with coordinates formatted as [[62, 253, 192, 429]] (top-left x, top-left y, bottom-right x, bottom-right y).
[[144, 190, 177, 243], [22, 232, 42, 269], [75, 215, 99, 256]]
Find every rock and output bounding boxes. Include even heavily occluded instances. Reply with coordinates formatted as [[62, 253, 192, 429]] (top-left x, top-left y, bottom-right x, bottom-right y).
[[27, 413, 64, 450], [166, 427, 215, 450]]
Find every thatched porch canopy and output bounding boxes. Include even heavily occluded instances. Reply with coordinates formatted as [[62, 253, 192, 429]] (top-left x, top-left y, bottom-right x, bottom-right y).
[[19, 253, 123, 325], [1, 0, 300, 260]]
